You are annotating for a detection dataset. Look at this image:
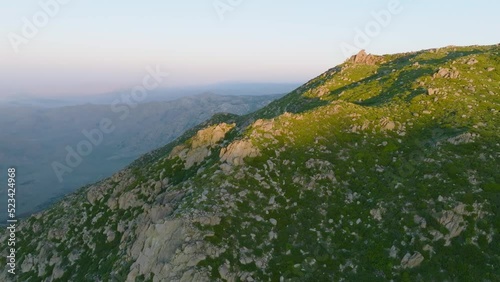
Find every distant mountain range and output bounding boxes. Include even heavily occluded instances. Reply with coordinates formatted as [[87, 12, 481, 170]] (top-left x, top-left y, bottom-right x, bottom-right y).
[[0, 93, 283, 220], [0, 82, 300, 108]]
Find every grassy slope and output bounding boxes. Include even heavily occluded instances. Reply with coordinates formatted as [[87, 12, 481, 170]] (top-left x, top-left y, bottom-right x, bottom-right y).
[[186, 44, 499, 280]]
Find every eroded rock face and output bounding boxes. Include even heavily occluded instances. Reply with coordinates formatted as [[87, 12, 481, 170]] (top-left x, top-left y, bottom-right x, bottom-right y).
[[433, 67, 460, 79], [380, 117, 396, 131], [439, 210, 466, 243], [119, 191, 142, 210], [466, 57, 479, 65], [128, 220, 184, 280], [125, 215, 223, 282], [427, 88, 440, 95], [401, 252, 424, 269], [169, 123, 235, 168], [220, 139, 260, 165], [434, 203, 470, 246], [193, 123, 234, 148], [183, 147, 210, 169], [349, 50, 384, 65], [149, 205, 173, 223]]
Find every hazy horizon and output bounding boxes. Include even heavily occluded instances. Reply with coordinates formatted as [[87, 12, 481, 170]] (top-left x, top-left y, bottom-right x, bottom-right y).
[[0, 82, 300, 108], [1, 0, 499, 98]]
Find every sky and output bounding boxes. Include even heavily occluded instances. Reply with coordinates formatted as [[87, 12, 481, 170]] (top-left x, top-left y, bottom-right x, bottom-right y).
[[0, 0, 499, 97]]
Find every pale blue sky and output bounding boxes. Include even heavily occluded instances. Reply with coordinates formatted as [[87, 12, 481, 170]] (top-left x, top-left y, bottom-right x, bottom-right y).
[[1, 0, 499, 97]]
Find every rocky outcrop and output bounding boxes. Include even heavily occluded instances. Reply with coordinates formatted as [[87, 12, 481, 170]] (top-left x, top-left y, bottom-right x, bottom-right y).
[[252, 119, 275, 131], [220, 139, 260, 165], [427, 88, 440, 95], [401, 252, 424, 269], [128, 219, 189, 281], [125, 213, 226, 281], [466, 57, 479, 65], [118, 191, 142, 209], [438, 210, 466, 244], [370, 208, 385, 221], [169, 123, 235, 168], [433, 67, 459, 79], [348, 50, 384, 65], [379, 117, 396, 131], [191, 123, 234, 148], [148, 205, 174, 223]]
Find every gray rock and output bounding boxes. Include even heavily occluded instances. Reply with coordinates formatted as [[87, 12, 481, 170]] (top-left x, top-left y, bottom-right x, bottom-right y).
[[433, 68, 459, 79], [401, 252, 424, 269], [466, 58, 479, 65], [170, 123, 236, 168], [349, 50, 383, 65], [427, 88, 439, 95], [220, 139, 260, 165], [149, 205, 173, 223]]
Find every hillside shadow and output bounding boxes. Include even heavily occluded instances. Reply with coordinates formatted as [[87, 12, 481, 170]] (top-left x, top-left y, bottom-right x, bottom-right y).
[[357, 67, 434, 106], [417, 48, 483, 66], [245, 89, 329, 122], [283, 96, 329, 114], [325, 49, 484, 107]]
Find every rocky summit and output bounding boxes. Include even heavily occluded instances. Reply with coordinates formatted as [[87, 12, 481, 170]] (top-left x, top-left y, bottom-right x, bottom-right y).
[[1, 44, 499, 281]]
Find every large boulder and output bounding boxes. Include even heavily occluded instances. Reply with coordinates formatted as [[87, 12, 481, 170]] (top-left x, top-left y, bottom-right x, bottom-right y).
[[220, 139, 260, 166]]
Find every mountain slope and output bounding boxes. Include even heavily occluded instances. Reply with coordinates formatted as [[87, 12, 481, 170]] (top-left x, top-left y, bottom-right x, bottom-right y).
[[1, 44, 499, 281]]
